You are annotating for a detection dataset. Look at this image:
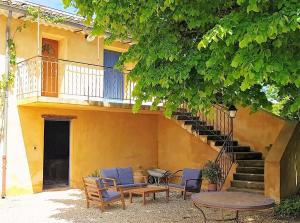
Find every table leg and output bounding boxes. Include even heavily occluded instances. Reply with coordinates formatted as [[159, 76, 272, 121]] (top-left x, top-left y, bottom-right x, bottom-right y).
[[256, 208, 274, 223], [143, 192, 146, 205], [194, 203, 207, 223], [236, 210, 239, 223], [130, 192, 133, 203], [153, 193, 156, 200], [221, 209, 224, 221], [166, 190, 169, 202]]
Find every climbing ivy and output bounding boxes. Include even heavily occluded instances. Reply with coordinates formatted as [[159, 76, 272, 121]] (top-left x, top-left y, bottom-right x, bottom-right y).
[[26, 6, 65, 23], [64, 0, 300, 119], [0, 39, 15, 92]]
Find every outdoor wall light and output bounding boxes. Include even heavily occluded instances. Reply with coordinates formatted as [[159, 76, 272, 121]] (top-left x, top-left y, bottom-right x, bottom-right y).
[[229, 105, 237, 118], [85, 33, 96, 42]]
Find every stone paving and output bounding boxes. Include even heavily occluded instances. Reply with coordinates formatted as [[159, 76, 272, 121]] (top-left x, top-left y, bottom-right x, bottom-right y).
[[0, 189, 298, 223]]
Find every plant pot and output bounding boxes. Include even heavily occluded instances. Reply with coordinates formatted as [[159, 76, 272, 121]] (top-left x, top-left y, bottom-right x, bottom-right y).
[[208, 183, 217, 191]]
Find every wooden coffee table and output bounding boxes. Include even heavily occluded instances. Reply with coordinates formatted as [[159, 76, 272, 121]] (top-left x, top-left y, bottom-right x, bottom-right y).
[[129, 186, 169, 205]]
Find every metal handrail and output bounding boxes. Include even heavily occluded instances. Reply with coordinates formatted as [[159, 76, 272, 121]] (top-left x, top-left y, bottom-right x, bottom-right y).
[[15, 56, 135, 103], [180, 104, 234, 190], [215, 131, 234, 190], [17, 55, 129, 70]]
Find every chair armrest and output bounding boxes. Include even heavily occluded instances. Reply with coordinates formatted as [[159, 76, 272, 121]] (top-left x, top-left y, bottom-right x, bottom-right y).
[[166, 170, 183, 184], [100, 177, 118, 188], [184, 178, 202, 187], [97, 187, 109, 192]]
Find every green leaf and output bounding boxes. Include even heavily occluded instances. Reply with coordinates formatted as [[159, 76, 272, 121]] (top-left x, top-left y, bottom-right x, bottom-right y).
[[273, 39, 282, 48], [255, 35, 267, 44], [231, 54, 242, 68], [247, 0, 260, 13]]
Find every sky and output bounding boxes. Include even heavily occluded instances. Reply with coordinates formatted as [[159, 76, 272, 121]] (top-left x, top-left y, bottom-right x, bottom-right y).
[[27, 0, 77, 14]]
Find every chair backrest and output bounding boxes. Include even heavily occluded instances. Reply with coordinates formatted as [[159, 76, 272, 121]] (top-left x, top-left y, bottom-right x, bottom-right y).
[[83, 177, 102, 202], [83, 177, 109, 201], [101, 167, 134, 186], [117, 167, 134, 185], [101, 168, 120, 186], [181, 168, 202, 189]]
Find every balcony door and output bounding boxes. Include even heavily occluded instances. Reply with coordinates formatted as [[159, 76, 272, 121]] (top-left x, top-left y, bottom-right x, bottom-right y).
[[104, 50, 124, 100], [42, 38, 58, 97]]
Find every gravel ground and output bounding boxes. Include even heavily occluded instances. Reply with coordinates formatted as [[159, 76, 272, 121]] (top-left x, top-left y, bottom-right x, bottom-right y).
[[0, 189, 298, 223]]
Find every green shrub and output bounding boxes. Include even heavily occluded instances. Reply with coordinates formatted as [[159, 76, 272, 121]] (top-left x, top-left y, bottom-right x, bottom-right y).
[[275, 195, 300, 219], [89, 169, 100, 177], [202, 161, 221, 184]]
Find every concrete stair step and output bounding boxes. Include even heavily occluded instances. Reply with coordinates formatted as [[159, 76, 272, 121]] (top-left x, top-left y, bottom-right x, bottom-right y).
[[233, 173, 264, 182], [198, 130, 221, 136], [176, 115, 199, 121], [236, 167, 264, 174], [227, 187, 264, 195], [207, 135, 228, 141], [184, 120, 206, 125], [172, 111, 190, 116], [192, 125, 214, 131], [231, 180, 264, 190], [233, 152, 262, 160], [237, 160, 264, 167], [225, 146, 251, 152], [214, 140, 238, 146]]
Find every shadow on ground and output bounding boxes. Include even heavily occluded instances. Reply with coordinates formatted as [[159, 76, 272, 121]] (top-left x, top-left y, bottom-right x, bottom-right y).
[[47, 190, 280, 223]]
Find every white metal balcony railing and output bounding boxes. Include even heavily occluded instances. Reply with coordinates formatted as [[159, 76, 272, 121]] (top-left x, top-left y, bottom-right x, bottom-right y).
[[16, 56, 137, 104]]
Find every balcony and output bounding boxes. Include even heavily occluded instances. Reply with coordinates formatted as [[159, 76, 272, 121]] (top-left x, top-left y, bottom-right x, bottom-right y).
[[16, 56, 145, 109]]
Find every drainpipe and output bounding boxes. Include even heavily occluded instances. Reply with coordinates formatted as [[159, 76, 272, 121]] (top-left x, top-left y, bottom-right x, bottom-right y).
[[37, 10, 40, 56], [1, 10, 12, 199]]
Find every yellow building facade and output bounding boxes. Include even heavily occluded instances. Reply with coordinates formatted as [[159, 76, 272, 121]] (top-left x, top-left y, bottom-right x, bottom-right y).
[[0, 2, 299, 202], [0, 7, 219, 196]]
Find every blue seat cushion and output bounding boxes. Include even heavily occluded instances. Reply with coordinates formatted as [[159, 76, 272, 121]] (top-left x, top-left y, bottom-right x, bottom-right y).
[[117, 167, 134, 185], [118, 182, 147, 188], [103, 190, 121, 202], [96, 178, 109, 198], [101, 168, 120, 186], [168, 183, 185, 189], [181, 168, 202, 189]]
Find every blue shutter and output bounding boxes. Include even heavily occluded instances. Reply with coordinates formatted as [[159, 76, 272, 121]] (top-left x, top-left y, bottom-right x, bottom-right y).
[[104, 50, 124, 100]]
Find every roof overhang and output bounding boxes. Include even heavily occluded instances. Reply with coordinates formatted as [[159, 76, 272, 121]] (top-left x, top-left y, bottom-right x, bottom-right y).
[[0, 0, 132, 43]]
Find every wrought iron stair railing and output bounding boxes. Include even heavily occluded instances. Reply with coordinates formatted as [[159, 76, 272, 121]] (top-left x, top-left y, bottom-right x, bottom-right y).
[[215, 132, 234, 190], [179, 104, 235, 190]]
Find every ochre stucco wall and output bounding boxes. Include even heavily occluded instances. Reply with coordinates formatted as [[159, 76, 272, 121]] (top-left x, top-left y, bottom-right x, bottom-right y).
[[6, 106, 158, 195], [0, 14, 130, 68], [157, 116, 218, 188], [265, 122, 300, 202], [0, 14, 129, 65], [233, 107, 285, 157], [280, 123, 300, 198]]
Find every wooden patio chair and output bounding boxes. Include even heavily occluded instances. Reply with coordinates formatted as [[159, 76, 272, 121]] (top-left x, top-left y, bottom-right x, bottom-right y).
[[82, 177, 125, 212], [167, 168, 202, 200]]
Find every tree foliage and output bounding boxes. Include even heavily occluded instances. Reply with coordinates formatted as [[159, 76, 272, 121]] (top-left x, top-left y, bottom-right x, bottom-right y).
[[64, 0, 300, 119]]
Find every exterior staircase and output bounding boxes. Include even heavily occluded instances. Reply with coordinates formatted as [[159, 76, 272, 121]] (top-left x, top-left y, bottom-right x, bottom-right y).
[[172, 109, 264, 194]]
